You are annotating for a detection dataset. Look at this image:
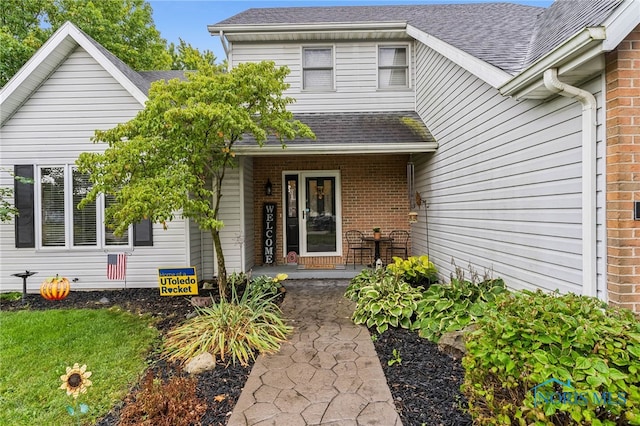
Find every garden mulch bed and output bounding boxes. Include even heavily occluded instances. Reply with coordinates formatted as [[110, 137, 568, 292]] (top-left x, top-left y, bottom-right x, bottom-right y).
[[1, 288, 471, 425]]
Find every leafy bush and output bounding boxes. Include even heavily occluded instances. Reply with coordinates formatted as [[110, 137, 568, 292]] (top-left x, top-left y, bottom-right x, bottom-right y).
[[386, 255, 439, 288], [163, 284, 292, 366], [414, 277, 507, 342], [462, 290, 640, 425], [247, 273, 287, 299], [345, 268, 423, 334], [119, 370, 206, 426]]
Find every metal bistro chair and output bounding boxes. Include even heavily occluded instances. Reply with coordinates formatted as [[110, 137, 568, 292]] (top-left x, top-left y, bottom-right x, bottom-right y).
[[345, 230, 373, 269], [386, 230, 410, 263]]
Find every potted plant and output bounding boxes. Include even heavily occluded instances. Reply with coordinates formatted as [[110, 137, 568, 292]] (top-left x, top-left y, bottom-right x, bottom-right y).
[[373, 227, 381, 240]]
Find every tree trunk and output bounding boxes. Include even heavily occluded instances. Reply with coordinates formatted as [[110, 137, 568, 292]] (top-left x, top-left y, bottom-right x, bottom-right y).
[[212, 229, 227, 300]]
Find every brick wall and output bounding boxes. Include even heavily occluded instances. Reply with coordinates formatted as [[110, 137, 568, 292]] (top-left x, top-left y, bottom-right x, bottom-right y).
[[253, 154, 411, 266], [605, 24, 640, 313]]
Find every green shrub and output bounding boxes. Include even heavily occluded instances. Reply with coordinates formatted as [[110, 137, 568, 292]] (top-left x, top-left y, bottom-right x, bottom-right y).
[[247, 273, 287, 299], [414, 276, 506, 342], [163, 284, 292, 366], [345, 268, 423, 334], [462, 290, 640, 425], [386, 255, 439, 288]]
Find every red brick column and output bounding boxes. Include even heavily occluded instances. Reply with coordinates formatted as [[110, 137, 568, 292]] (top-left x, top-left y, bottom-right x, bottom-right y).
[[605, 24, 640, 313]]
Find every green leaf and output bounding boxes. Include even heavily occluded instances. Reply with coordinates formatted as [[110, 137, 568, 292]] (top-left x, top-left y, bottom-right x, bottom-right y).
[[66, 406, 75, 416], [575, 356, 592, 370], [532, 351, 549, 365], [79, 403, 89, 414], [628, 345, 640, 359], [586, 375, 605, 387]]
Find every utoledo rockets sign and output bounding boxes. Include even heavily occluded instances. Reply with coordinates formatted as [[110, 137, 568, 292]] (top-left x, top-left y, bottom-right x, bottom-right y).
[[158, 267, 198, 296]]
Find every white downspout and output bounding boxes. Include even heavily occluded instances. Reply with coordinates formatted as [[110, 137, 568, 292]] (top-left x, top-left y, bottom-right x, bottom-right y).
[[543, 68, 597, 297]]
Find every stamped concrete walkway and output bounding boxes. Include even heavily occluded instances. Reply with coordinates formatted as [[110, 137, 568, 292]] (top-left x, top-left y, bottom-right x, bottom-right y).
[[228, 279, 402, 426]]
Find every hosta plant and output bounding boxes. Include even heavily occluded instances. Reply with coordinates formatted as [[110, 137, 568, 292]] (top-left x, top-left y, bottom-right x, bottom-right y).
[[386, 255, 439, 288], [414, 277, 506, 342], [346, 268, 423, 334], [462, 290, 640, 426]]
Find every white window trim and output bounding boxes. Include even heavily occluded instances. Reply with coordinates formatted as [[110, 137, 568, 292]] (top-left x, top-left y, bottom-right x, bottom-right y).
[[377, 43, 411, 90], [34, 164, 132, 251], [301, 45, 336, 92]]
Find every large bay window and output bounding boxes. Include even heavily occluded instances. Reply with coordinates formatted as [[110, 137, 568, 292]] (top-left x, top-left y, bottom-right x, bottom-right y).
[[302, 47, 334, 90], [378, 45, 409, 89]]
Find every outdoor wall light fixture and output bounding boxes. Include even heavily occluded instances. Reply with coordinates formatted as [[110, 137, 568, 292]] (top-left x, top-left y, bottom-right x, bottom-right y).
[[408, 211, 418, 223], [265, 179, 273, 196]]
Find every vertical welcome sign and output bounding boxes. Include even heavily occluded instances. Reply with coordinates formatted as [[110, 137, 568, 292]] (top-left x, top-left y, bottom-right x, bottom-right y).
[[263, 203, 276, 265]]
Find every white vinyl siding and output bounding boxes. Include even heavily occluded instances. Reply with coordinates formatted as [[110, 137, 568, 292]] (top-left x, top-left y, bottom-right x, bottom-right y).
[[412, 42, 606, 297], [230, 41, 415, 113], [217, 167, 243, 274], [242, 158, 255, 271], [0, 46, 188, 291]]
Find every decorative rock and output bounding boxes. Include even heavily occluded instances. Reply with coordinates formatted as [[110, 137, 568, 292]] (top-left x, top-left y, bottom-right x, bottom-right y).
[[185, 352, 216, 374], [191, 296, 212, 307], [99, 297, 110, 305], [438, 325, 478, 359]]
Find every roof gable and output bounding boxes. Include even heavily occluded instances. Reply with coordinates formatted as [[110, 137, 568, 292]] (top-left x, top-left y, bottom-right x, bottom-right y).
[[0, 22, 185, 126]]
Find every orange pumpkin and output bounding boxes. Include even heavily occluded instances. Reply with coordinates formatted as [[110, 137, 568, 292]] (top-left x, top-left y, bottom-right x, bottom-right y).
[[40, 275, 70, 300]]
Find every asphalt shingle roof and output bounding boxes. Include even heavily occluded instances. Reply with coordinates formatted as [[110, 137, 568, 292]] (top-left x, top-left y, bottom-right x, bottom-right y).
[[214, 3, 544, 74], [83, 29, 186, 94], [525, 0, 623, 66], [236, 111, 435, 147], [213, 1, 625, 74]]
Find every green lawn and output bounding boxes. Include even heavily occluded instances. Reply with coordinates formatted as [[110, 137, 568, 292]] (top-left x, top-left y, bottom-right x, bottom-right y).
[[0, 308, 158, 425]]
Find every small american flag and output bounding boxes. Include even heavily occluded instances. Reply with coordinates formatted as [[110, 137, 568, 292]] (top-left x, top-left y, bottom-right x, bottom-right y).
[[107, 253, 127, 280]]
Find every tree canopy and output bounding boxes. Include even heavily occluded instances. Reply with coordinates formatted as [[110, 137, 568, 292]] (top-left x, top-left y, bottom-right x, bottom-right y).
[[0, 0, 172, 86], [76, 61, 315, 296]]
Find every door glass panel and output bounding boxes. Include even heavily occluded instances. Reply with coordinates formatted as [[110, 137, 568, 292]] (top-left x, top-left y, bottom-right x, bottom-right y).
[[306, 177, 336, 252], [285, 176, 299, 254]]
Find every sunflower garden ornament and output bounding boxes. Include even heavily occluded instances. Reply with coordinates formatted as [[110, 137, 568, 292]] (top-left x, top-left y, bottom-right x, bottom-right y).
[[60, 363, 92, 424]]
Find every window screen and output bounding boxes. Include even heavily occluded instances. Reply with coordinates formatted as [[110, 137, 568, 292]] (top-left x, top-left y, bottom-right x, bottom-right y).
[[303, 48, 333, 90]]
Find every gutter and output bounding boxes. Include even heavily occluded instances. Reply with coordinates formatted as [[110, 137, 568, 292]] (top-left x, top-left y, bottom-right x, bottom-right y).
[[543, 68, 597, 298], [501, 27, 606, 98], [208, 21, 407, 34], [219, 30, 229, 58], [234, 142, 438, 156]]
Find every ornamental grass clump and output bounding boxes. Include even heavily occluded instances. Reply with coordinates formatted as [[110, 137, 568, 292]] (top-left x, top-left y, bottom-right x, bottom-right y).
[[163, 279, 291, 366], [462, 290, 640, 425]]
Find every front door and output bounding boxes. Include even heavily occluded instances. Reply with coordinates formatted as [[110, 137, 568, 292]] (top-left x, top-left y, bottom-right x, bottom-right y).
[[285, 171, 341, 257]]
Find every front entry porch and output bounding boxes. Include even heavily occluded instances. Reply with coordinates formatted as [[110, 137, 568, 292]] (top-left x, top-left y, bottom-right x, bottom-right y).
[[249, 263, 368, 280]]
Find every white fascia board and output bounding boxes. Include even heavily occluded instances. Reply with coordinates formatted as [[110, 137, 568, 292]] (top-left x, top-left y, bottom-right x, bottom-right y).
[[406, 24, 512, 88], [0, 22, 78, 124], [208, 21, 407, 35], [602, 0, 640, 51], [68, 25, 148, 106], [234, 142, 438, 156], [1, 21, 148, 125], [500, 27, 606, 98]]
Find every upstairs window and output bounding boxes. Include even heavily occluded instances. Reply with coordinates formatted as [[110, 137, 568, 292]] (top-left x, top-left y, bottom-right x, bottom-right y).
[[302, 47, 333, 90], [378, 46, 409, 89]]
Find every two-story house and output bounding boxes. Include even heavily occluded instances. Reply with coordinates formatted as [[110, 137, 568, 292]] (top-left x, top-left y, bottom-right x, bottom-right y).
[[207, 0, 640, 313], [1, 0, 639, 315]]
